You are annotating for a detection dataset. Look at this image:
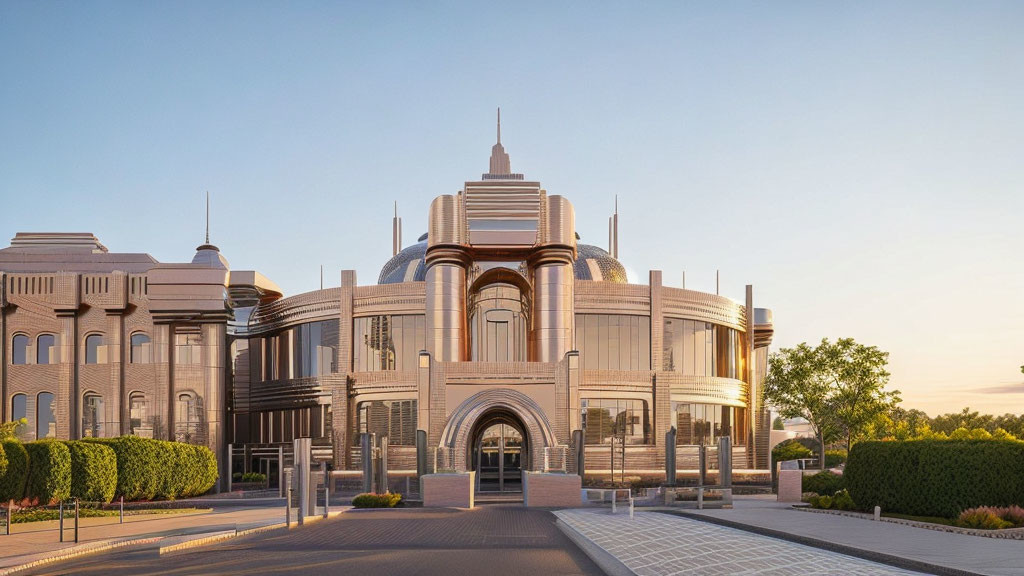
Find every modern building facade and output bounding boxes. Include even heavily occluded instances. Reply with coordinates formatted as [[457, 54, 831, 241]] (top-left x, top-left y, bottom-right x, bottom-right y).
[[1, 119, 774, 492]]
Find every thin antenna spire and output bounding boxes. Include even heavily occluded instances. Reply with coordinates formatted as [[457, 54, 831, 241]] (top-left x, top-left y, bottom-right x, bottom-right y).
[[320, 265, 324, 290], [205, 191, 210, 244], [497, 107, 501, 143]]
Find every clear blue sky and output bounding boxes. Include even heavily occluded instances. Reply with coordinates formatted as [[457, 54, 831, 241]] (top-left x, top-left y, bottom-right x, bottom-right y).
[[2, 1, 1022, 416]]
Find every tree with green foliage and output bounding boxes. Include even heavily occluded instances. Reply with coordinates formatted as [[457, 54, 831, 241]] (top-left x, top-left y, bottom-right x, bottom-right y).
[[772, 416, 785, 430], [764, 338, 900, 465], [0, 418, 28, 441], [764, 341, 840, 470]]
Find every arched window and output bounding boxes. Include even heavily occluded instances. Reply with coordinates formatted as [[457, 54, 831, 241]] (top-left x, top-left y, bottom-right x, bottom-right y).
[[36, 392, 56, 439], [130, 333, 151, 364], [36, 334, 55, 365], [85, 334, 104, 364], [12, 334, 28, 365], [176, 392, 203, 443], [11, 393, 28, 440], [82, 393, 104, 438], [129, 393, 150, 437]]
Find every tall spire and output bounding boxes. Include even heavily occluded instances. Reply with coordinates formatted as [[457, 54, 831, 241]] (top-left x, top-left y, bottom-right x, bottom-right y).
[[205, 191, 210, 244], [484, 107, 522, 179]]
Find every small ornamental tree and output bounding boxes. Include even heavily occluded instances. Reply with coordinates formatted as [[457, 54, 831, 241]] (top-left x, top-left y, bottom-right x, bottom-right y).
[[764, 338, 900, 465]]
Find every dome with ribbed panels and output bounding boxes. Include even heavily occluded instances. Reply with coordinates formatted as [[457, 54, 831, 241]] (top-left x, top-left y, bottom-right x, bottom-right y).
[[378, 237, 627, 285], [378, 241, 428, 284], [573, 244, 627, 283]]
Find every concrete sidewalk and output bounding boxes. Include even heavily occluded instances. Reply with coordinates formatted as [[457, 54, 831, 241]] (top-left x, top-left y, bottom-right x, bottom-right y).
[[0, 506, 285, 572], [678, 497, 1024, 576]]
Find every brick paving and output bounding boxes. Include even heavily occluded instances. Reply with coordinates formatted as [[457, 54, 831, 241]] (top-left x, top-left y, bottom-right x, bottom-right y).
[[555, 508, 924, 575], [23, 505, 603, 576]]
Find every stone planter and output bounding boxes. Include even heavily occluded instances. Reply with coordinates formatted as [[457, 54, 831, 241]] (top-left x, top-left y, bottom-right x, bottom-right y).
[[523, 472, 582, 507], [422, 472, 475, 508], [777, 469, 803, 502]]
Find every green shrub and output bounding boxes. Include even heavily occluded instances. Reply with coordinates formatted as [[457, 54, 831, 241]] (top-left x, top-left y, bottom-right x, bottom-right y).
[[0, 439, 7, 479], [824, 450, 847, 468], [846, 440, 1024, 518], [188, 444, 218, 497], [66, 441, 117, 503], [0, 440, 29, 502], [24, 440, 71, 505], [802, 471, 845, 495], [240, 472, 266, 483], [153, 441, 180, 500], [352, 492, 402, 508], [816, 495, 833, 509], [831, 489, 856, 511]]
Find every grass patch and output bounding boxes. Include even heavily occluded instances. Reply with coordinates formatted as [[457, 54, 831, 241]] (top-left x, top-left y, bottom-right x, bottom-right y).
[[9, 507, 208, 524], [881, 512, 955, 526]]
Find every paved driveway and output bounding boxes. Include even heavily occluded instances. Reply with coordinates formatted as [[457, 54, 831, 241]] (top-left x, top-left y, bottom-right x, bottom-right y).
[[26, 505, 603, 576]]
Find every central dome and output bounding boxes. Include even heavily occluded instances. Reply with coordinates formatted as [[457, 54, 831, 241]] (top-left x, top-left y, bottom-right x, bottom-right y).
[[377, 239, 627, 284]]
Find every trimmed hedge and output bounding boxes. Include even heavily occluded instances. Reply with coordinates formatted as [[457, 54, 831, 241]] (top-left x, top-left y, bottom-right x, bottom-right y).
[[66, 441, 117, 503], [84, 437, 160, 500], [82, 437, 217, 500], [846, 440, 1024, 518], [24, 440, 71, 505], [0, 440, 29, 502]]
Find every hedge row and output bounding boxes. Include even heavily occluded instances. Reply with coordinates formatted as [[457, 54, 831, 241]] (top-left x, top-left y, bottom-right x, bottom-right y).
[[0, 437, 217, 505], [82, 437, 217, 501], [846, 440, 1024, 518]]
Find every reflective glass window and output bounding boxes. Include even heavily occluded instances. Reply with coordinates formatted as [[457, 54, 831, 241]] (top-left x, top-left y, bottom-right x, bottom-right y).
[[353, 316, 425, 372], [36, 334, 55, 365], [12, 334, 28, 365], [11, 393, 28, 439], [83, 394, 104, 438], [672, 402, 746, 446], [129, 393, 151, 437], [36, 392, 56, 438], [85, 334, 104, 364], [582, 398, 650, 445], [574, 315, 651, 371], [130, 333, 151, 364], [175, 333, 201, 365], [354, 399, 417, 445]]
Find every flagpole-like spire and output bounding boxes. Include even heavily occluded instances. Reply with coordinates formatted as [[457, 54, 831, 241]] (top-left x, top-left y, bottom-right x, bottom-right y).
[[497, 107, 501, 144], [205, 191, 210, 244]]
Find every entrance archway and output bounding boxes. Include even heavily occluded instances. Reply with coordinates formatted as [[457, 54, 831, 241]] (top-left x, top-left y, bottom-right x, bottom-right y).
[[438, 388, 558, 475], [471, 411, 527, 492]]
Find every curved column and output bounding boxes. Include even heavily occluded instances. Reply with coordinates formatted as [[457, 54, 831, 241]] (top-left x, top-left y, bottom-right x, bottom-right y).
[[529, 248, 575, 363], [425, 247, 469, 362]]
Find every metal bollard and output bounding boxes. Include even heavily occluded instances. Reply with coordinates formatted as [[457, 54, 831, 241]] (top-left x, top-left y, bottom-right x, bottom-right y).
[[59, 501, 64, 542], [74, 499, 79, 543], [286, 489, 293, 528], [323, 482, 329, 519], [120, 496, 124, 524]]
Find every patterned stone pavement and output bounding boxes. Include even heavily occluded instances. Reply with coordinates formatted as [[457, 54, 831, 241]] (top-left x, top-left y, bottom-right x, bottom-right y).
[[555, 509, 924, 575]]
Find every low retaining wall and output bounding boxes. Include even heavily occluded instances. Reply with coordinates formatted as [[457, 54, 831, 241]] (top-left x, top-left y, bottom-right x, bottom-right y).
[[422, 472, 475, 508], [523, 473, 582, 507]]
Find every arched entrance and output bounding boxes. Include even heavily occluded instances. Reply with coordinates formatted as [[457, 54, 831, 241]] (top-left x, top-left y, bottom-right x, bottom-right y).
[[438, 388, 558, 478], [470, 410, 527, 493]]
